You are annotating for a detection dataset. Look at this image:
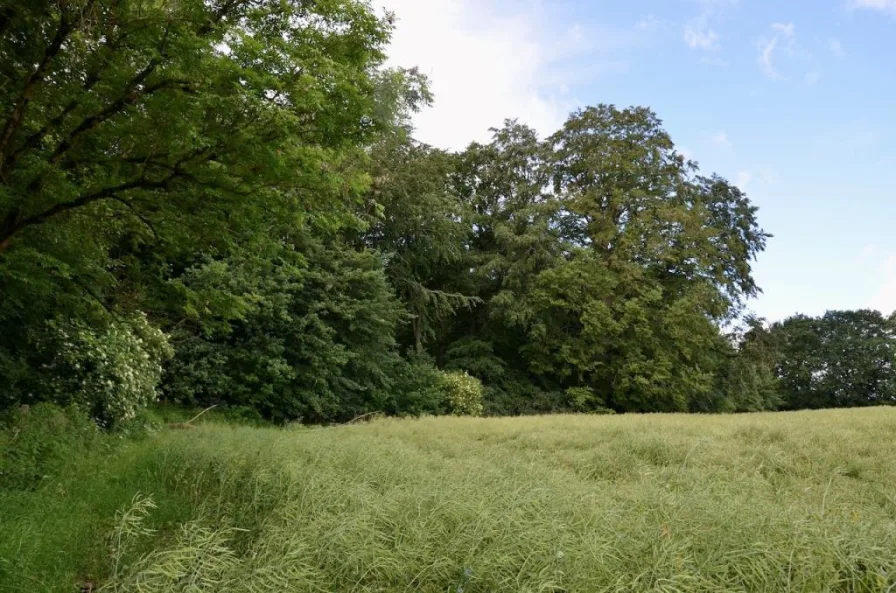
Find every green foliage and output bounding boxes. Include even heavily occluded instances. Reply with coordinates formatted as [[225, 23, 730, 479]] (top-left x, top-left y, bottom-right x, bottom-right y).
[[163, 240, 412, 423], [7, 0, 889, 423], [0, 0, 779, 420], [362, 137, 478, 351], [0, 403, 100, 490], [392, 107, 769, 415], [383, 352, 450, 417], [141, 403, 266, 428], [0, 0, 391, 258], [0, 417, 196, 591], [103, 509, 239, 593], [565, 387, 603, 412], [713, 317, 782, 412], [440, 371, 485, 417], [772, 310, 896, 409], [0, 0, 395, 419]]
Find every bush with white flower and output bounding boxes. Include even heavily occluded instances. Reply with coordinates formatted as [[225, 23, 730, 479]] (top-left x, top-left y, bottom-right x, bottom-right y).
[[440, 371, 484, 417], [39, 313, 173, 426]]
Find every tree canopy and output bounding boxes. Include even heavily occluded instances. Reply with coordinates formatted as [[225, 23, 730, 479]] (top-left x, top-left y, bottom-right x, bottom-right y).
[[1, 0, 891, 424], [771, 310, 896, 409]]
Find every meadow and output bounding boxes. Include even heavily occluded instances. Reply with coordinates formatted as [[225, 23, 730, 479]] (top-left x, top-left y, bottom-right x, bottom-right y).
[[3, 408, 896, 592]]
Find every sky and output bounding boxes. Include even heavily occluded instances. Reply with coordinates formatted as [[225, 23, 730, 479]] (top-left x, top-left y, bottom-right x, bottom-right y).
[[380, 0, 896, 322]]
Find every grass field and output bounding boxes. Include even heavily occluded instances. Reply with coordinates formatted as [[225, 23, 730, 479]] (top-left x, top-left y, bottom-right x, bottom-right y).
[[3, 408, 896, 592]]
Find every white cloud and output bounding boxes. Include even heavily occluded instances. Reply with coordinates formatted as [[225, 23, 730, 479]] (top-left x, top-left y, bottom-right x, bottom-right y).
[[757, 22, 805, 79], [382, 0, 634, 151], [637, 14, 670, 32], [849, 0, 896, 14], [682, 0, 737, 52], [869, 255, 896, 314], [735, 170, 752, 189], [684, 20, 720, 50], [758, 36, 781, 77], [712, 131, 733, 148], [829, 39, 845, 58], [805, 70, 822, 85], [771, 22, 795, 36]]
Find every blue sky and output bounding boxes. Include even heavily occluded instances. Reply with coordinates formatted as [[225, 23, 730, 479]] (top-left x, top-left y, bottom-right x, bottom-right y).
[[383, 0, 896, 321]]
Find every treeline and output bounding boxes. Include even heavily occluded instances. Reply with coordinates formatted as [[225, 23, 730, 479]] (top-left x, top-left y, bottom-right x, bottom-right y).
[[0, 0, 892, 425], [735, 310, 896, 411]]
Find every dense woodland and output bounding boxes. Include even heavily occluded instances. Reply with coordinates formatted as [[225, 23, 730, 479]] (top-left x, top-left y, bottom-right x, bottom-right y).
[[1, 0, 894, 425]]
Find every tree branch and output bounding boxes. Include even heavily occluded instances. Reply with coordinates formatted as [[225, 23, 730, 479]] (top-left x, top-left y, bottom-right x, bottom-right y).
[[0, 173, 177, 253], [5, 28, 130, 173], [69, 275, 120, 321], [44, 21, 189, 166], [47, 61, 159, 164], [200, 0, 251, 34], [0, 10, 72, 169], [108, 195, 159, 241], [53, 78, 198, 167]]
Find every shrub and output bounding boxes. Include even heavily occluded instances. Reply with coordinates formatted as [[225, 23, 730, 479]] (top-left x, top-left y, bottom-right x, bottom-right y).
[[565, 387, 597, 412], [565, 387, 616, 414], [382, 352, 447, 417], [162, 244, 408, 423], [440, 371, 484, 417], [37, 313, 173, 426]]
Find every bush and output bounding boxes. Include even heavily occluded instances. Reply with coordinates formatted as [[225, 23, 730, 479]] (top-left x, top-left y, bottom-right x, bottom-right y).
[[380, 352, 446, 417], [440, 371, 484, 417], [162, 245, 408, 423], [477, 372, 566, 417], [37, 313, 173, 426], [0, 404, 102, 490]]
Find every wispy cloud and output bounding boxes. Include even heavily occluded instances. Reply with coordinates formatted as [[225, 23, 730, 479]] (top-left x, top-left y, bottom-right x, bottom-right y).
[[849, 0, 896, 15], [771, 22, 795, 36], [735, 170, 752, 189], [757, 22, 817, 82], [637, 14, 670, 32], [757, 36, 781, 78], [683, 0, 737, 52], [829, 39, 845, 58], [757, 22, 795, 78], [684, 17, 720, 50], [712, 131, 733, 148]]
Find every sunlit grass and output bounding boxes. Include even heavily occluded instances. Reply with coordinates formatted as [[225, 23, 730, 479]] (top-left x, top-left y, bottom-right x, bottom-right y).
[[4, 408, 896, 592]]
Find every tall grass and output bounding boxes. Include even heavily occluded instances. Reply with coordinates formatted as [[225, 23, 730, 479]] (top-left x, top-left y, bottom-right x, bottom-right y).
[[4, 408, 896, 592]]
